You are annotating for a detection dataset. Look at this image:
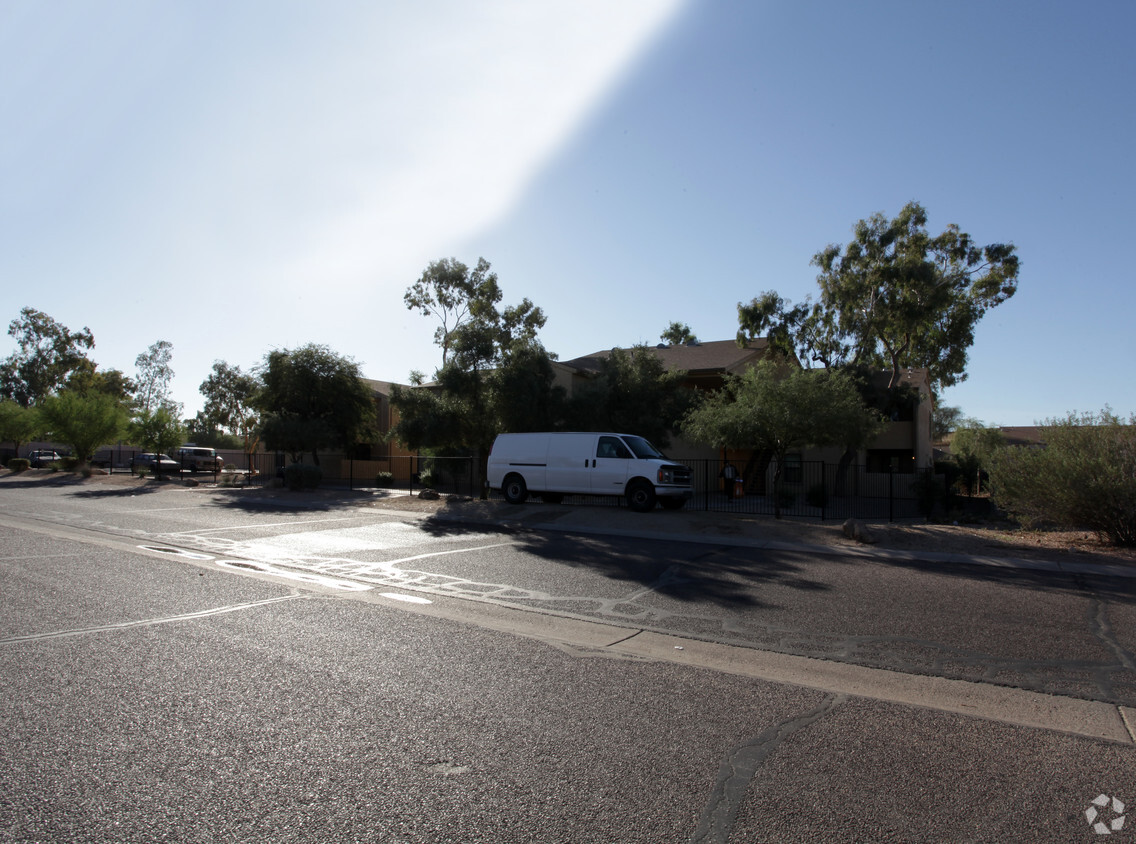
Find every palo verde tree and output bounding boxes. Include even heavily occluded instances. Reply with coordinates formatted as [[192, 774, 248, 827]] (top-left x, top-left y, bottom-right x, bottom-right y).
[[949, 419, 1006, 495], [0, 308, 95, 407], [738, 201, 1020, 395], [254, 344, 377, 464], [129, 405, 186, 477], [681, 361, 885, 517], [0, 400, 40, 460], [37, 390, 129, 464]]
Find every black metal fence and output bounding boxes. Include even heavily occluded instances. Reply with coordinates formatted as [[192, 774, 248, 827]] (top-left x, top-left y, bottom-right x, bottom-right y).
[[57, 446, 945, 522], [208, 452, 480, 498], [676, 458, 939, 521], [482, 457, 942, 522]]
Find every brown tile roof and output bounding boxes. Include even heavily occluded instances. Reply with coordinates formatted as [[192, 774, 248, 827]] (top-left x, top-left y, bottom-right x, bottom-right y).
[[561, 339, 771, 376]]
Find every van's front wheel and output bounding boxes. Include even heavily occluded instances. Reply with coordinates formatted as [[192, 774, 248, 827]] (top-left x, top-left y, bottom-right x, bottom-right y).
[[626, 480, 656, 512], [503, 474, 528, 505]]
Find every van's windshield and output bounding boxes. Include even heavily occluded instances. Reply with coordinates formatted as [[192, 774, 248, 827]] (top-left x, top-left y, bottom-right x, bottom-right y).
[[621, 435, 664, 459]]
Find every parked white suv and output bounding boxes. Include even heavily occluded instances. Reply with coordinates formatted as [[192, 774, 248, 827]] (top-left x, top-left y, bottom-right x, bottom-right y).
[[177, 445, 223, 472]]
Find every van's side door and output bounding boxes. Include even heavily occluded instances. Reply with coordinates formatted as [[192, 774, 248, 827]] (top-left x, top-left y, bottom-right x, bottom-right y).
[[589, 435, 633, 496], [545, 433, 596, 494]]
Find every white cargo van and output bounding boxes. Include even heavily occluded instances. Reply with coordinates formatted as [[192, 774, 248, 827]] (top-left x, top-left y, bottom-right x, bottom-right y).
[[486, 432, 693, 512]]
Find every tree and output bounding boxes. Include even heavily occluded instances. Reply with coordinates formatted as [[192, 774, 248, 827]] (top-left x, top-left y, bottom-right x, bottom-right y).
[[134, 340, 176, 414], [932, 404, 965, 443], [254, 344, 376, 463], [490, 342, 567, 435], [563, 345, 691, 448], [199, 361, 259, 439], [0, 400, 40, 459], [65, 360, 136, 401], [404, 257, 504, 366], [681, 361, 885, 517], [990, 409, 1136, 546], [738, 202, 1020, 394], [393, 262, 554, 494], [949, 419, 1006, 495], [0, 308, 95, 406], [660, 322, 698, 346], [37, 390, 128, 464], [128, 406, 185, 477]]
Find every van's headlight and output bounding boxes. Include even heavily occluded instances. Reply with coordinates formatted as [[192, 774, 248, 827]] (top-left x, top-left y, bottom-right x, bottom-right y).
[[657, 467, 674, 484]]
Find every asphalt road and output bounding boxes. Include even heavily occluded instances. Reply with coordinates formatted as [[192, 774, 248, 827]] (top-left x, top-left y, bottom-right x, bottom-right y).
[[2, 480, 1136, 842]]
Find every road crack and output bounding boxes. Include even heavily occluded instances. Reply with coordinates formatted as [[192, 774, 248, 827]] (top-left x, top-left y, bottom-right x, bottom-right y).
[[690, 693, 847, 844]]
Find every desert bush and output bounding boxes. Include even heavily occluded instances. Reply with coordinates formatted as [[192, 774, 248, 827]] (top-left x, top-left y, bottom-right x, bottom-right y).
[[417, 468, 437, 489], [7, 458, 30, 473], [911, 471, 947, 517], [375, 471, 394, 487], [990, 409, 1136, 546]]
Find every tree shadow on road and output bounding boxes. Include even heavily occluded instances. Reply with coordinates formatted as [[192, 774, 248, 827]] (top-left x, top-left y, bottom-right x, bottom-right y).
[[415, 515, 831, 610]]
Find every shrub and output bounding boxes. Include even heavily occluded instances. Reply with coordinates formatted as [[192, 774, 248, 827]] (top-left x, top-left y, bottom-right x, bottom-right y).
[[283, 463, 323, 491], [417, 469, 436, 489], [910, 471, 947, 517], [990, 409, 1136, 546], [375, 471, 394, 487], [7, 458, 30, 473]]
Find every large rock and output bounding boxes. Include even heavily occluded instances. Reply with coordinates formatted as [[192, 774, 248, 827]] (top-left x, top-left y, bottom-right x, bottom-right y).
[[842, 517, 878, 544]]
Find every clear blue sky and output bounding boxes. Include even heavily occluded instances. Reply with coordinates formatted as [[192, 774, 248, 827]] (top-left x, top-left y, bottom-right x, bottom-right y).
[[3, 0, 1133, 427]]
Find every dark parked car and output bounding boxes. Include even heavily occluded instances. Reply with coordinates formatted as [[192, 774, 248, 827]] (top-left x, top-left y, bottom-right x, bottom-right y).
[[28, 450, 63, 467], [130, 453, 181, 475]]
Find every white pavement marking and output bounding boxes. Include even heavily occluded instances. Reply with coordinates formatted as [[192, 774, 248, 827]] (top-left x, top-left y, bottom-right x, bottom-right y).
[[380, 592, 434, 604], [169, 517, 357, 535], [215, 560, 372, 591], [0, 596, 304, 644]]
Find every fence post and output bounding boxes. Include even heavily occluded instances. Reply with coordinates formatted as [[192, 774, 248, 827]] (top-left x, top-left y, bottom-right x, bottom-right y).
[[889, 466, 894, 522], [821, 463, 827, 522]]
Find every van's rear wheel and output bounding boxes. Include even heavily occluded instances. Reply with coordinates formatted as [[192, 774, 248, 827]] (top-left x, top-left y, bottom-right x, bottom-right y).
[[626, 480, 656, 512], [503, 474, 528, 505]]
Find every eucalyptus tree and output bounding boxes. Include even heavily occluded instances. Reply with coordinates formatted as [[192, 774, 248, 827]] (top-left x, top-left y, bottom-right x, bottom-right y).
[[134, 340, 176, 414], [738, 201, 1019, 395], [0, 308, 94, 406]]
